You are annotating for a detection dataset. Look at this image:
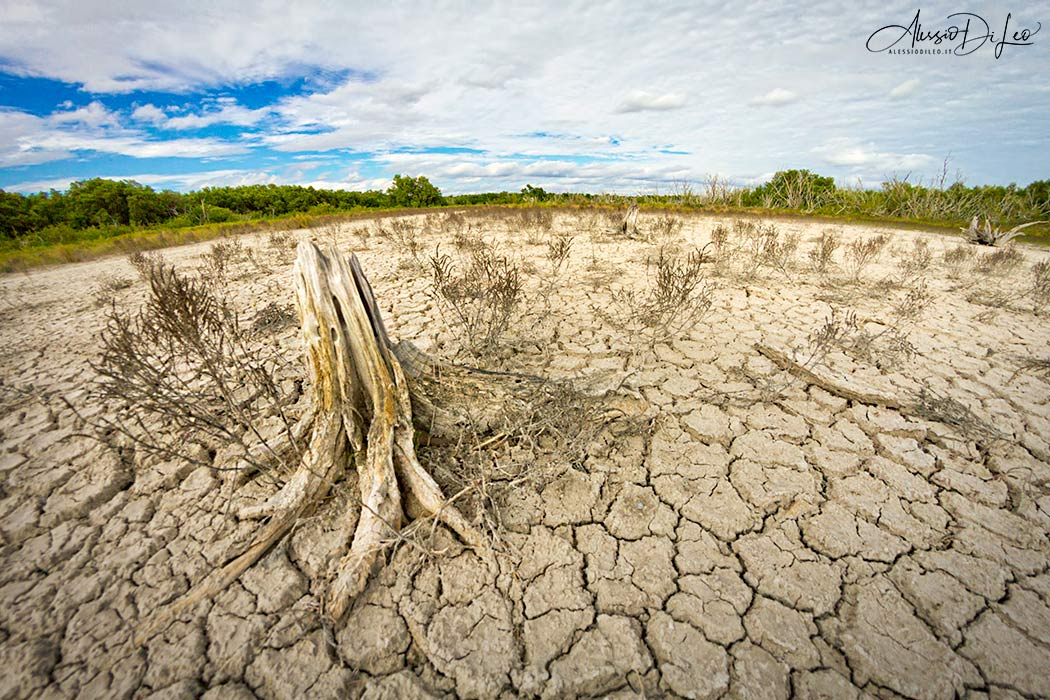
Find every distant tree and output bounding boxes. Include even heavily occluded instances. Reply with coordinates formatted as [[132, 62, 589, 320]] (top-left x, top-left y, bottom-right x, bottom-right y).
[[521, 184, 549, 202], [66, 179, 141, 227], [388, 174, 443, 208], [747, 170, 836, 210], [1025, 180, 1050, 217], [0, 190, 32, 239]]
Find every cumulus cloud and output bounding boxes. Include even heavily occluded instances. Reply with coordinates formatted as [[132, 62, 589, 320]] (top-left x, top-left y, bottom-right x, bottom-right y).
[[616, 91, 687, 113], [131, 103, 168, 124], [749, 88, 797, 107], [48, 101, 121, 128]]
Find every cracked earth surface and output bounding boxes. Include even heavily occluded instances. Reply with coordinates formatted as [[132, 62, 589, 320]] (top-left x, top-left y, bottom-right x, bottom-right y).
[[1, 212, 1049, 699]]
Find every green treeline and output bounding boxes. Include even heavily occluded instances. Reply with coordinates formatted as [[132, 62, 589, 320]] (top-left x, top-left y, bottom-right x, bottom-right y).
[[1, 170, 1048, 245]]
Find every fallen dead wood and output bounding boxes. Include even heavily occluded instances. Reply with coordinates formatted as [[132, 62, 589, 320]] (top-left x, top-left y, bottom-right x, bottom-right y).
[[754, 341, 903, 409]]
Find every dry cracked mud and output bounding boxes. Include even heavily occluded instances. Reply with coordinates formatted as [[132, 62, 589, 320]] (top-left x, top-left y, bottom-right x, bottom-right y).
[[1, 211, 1049, 699]]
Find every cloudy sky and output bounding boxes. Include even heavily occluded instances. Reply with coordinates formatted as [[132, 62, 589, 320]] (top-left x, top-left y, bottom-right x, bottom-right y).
[[0, 1, 1046, 195]]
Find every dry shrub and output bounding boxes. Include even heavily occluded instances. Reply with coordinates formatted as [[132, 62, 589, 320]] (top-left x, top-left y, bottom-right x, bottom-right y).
[[896, 238, 933, 278], [86, 256, 299, 475], [452, 226, 486, 252], [1030, 261, 1050, 313], [92, 273, 133, 307], [604, 246, 714, 347], [942, 243, 976, 277], [201, 238, 247, 283], [517, 208, 555, 244], [759, 226, 800, 277], [974, 246, 1024, 275], [418, 377, 633, 548], [808, 230, 841, 274], [723, 220, 798, 277], [439, 210, 469, 237], [428, 243, 525, 357], [711, 223, 731, 261], [375, 218, 423, 263], [266, 230, 299, 265], [1011, 355, 1050, 378], [848, 282, 930, 368], [844, 234, 890, 282], [913, 385, 1004, 442], [545, 232, 574, 273], [128, 250, 164, 279], [649, 214, 684, 242]]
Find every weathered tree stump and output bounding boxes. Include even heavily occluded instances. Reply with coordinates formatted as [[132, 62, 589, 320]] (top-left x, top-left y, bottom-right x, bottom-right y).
[[137, 242, 490, 641], [621, 204, 640, 238]]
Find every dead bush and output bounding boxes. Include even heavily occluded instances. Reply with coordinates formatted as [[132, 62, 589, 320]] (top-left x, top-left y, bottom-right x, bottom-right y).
[[128, 250, 164, 279], [268, 229, 298, 258], [843, 234, 890, 282], [517, 208, 555, 245], [808, 230, 841, 274], [201, 238, 246, 283], [375, 218, 424, 263], [603, 246, 714, 347], [759, 225, 800, 277], [649, 214, 684, 242], [1029, 260, 1050, 313], [711, 223, 732, 261], [92, 273, 133, 307], [942, 243, 976, 277], [974, 246, 1025, 275], [85, 257, 300, 476], [896, 238, 933, 278], [428, 243, 525, 357]]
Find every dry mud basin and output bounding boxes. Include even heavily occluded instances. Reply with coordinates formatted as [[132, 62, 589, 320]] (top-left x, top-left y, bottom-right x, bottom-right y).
[[1, 211, 1049, 700]]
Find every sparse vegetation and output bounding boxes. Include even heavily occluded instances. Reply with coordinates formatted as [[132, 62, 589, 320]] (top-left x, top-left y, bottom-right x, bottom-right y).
[[843, 234, 890, 282], [808, 229, 841, 274], [603, 245, 713, 348], [974, 246, 1025, 275], [84, 255, 300, 478], [427, 242, 525, 357], [941, 243, 976, 277]]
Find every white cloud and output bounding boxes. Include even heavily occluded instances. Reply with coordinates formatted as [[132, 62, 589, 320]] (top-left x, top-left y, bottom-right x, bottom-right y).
[[48, 101, 121, 128], [0, 105, 249, 167], [888, 78, 920, 99], [617, 91, 687, 113], [750, 88, 797, 107], [163, 99, 271, 130], [4, 169, 273, 193], [0, 3, 1046, 189], [814, 137, 935, 174], [131, 104, 168, 124]]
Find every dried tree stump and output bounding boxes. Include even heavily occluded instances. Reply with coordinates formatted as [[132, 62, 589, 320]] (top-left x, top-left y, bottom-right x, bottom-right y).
[[137, 242, 489, 641], [621, 204, 640, 237]]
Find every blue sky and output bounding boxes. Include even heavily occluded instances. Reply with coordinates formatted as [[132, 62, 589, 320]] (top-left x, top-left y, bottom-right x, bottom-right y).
[[0, 1, 1047, 195]]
